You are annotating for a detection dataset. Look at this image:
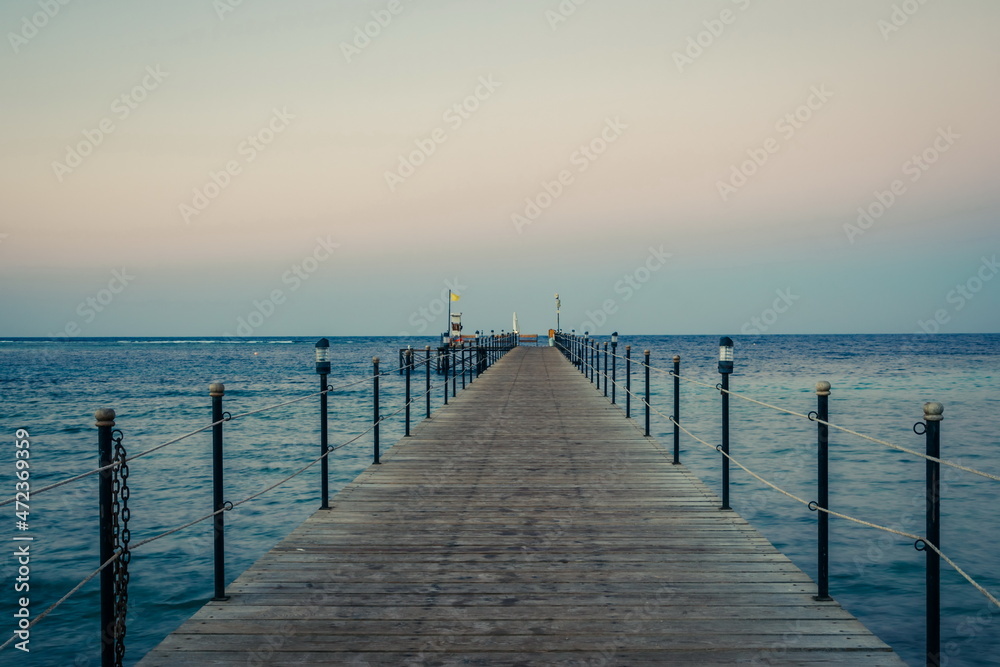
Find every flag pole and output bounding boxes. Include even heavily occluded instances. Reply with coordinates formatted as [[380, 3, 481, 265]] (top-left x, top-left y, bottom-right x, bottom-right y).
[[448, 289, 452, 346]]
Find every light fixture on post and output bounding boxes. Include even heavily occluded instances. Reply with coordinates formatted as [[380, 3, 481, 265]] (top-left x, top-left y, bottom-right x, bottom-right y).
[[718, 336, 734, 511], [315, 338, 331, 376]]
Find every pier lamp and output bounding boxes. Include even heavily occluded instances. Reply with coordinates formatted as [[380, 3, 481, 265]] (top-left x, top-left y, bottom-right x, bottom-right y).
[[718, 336, 734, 375], [315, 338, 331, 375], [611, 331, 618, 349], [718, 336, 734, 511], [315, 338, 331, 510], [442, 332, 450, 346]]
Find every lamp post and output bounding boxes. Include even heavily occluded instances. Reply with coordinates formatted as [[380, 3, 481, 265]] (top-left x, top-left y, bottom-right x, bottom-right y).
[[611, 332, 618, 404], [555, 293, 561, 332], [719, 336, 734, 511], [315, 339, 331, 510]]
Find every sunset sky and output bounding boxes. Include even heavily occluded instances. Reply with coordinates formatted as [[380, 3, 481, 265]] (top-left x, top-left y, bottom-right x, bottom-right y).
[[1, 0, 997, 336]]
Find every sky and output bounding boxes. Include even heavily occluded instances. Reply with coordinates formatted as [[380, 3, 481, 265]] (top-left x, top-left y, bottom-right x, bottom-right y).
[[0, 0, 998, 337]]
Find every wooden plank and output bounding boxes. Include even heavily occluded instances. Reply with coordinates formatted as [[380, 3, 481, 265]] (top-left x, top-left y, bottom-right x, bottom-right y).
[[139, 347, 903, 665]]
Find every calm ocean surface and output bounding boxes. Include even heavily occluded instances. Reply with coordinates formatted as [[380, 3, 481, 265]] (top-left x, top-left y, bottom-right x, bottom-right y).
[[1, 334, 997, 666]]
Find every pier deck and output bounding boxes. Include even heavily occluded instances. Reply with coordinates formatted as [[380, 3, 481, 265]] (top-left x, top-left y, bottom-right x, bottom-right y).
[[139, 346, 903, 665]]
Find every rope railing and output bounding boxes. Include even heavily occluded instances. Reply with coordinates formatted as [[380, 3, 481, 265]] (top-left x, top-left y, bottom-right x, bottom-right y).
[[0, 388, 435, 657], [0, 367, 424, 510], [3, 335, 519, 666], [644, 400, 1000, 612], [554, 330, 995, 665], [561, 336, 1000, 485]]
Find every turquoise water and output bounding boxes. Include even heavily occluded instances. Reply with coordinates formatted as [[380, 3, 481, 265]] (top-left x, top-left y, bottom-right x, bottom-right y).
[[0, 335, 997, 666]]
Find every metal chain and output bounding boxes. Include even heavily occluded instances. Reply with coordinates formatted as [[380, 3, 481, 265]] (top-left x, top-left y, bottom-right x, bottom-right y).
[[110, 430, 131, 667]]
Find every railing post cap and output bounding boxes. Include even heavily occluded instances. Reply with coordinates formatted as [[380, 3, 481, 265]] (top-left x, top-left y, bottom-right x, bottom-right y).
[[625, 344, 631, 350], [373, 356, 380, 363], [95, 408, 116, 426], [924, 402, 944, 421], [673, 355, 680, 362], [209, 382, 225, 396], [425, 345, 430, 350], [816, 381, 831, 395], [644, 349, 650, 355]]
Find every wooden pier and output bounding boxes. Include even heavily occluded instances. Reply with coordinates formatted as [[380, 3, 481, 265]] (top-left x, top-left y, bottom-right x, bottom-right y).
[[139, 347, 903, 665]]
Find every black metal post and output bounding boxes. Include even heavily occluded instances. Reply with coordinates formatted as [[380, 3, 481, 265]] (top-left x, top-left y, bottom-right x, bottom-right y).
[[441, 348, 449, 405], [625, 345, 631, 418], [923, 402, 944, 667], [611, 341, 617, 404], [209, 383, 229, 600], [597, 342, 602, 392], [719, 337, 733, 511], [587, 340, 597, 384], [603, 342, 608, 397], [814, 381, 831, 600], [644, 350, 650, 437], [373, 358, 381, 464], [425, 346, 431, 419], [320, 373, 329, 509], [461, 345, 466, 390], [672, 355, 680, 465], [96, 408, 116, 667], [404, 349, 412, 437], [720, 372, 731, 511], [451, 348, 457, 397], [315, 338, 331, 510]]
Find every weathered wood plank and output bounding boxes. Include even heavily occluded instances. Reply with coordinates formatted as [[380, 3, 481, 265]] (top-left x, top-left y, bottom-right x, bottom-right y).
[[139, 347, 903, 665]]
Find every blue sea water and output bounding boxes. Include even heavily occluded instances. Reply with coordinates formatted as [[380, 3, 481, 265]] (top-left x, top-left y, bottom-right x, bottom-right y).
[[0, 334, 997, 666]]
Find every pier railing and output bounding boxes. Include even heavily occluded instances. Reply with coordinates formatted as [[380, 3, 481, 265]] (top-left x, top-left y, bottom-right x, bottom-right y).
[[554, 331, 999, 667], [0, 335, 518, 667]]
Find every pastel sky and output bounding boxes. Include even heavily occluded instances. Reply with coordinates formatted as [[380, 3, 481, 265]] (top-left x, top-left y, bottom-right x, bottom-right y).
[[1, 0, 997, 337]]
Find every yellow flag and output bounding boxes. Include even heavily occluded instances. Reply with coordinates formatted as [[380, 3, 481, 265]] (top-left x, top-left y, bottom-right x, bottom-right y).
[[450, 292, 461, 302]]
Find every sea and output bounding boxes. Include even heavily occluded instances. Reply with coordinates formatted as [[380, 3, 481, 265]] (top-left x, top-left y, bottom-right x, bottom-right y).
[[0, 334, 997, 666]]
